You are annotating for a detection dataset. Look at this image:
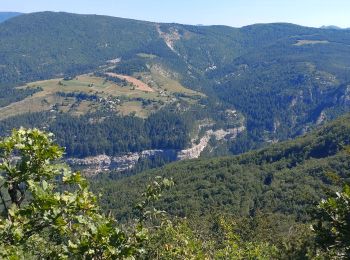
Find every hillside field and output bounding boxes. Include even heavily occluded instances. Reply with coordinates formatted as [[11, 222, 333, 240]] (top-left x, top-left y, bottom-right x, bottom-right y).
[[0, 70, 203, 119]]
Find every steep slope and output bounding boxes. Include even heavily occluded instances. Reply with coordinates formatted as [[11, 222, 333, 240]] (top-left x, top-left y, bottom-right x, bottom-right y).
[[92, 113, 350, 221], [208, 25, 350, 146]]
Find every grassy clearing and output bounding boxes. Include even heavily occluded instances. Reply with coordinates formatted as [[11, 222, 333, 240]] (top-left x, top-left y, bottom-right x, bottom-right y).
[[25, 74, 159, 98], [0, 93, 64, 120], [118, 101, 151, 118], [105, 73, 155, 92], [150, 67, 202, 95], [136, 66, 204, 98], [2, 72, 204, 120]]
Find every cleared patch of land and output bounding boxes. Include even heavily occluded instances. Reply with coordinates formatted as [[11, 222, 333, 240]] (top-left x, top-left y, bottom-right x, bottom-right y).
[[0, 72, 204, 120], [0, 74, 159, 120], [0, 92, 64, 120], [105, 73, 155, 92], [294, 40, 329, 46], [25, 74, 157, 97], [150, 67, 200, 94], [118, 101, 150, 118], [137, 65, 204, 97]]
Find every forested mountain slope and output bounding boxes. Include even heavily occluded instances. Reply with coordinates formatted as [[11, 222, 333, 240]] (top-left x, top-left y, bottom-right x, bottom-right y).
[[0, 12, 164, 85], [1, 13, 343, 86], [92, 113, 350, 221], [1, 12, 350, 159]]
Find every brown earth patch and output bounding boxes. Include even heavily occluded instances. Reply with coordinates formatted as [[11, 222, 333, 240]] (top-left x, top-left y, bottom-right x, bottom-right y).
[[105, 73, 155, 92]]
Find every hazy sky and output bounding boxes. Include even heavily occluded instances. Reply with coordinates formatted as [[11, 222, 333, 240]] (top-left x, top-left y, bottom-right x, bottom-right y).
[[1, 0, 350, 28]]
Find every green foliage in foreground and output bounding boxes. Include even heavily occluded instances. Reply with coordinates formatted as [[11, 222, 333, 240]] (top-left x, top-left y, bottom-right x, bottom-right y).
[[0, 128, 149, 259], [0, 128, 278, 259], [143, 217, 279, 259], [0, 128, 349, 259], [313, 184, 350, 258]]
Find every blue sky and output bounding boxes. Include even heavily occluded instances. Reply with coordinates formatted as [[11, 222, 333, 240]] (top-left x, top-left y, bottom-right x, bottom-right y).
[[1, 0, 350, 28]]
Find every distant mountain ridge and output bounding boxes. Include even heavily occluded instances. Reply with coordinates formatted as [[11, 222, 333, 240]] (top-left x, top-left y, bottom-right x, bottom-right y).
[[0, 12, 22, 23]]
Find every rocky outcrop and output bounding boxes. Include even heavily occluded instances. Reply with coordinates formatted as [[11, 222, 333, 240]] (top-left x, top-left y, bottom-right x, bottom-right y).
[[316, 111, 327, 125], [177, 126, 246, 160], [67, 150, 173, 176], [67, 126, 246, 175], [156, 24, 181, 53], [343, 85, 350, 105], [177, 134, 211, 161]]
